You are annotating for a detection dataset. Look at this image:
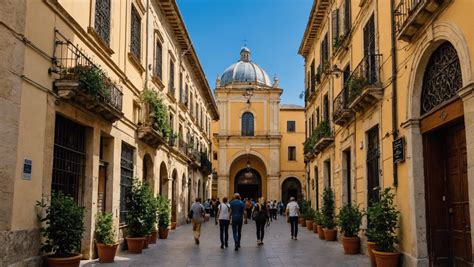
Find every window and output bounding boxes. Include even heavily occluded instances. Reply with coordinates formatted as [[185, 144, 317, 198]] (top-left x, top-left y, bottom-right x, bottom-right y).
[[288, 146, 296, 161], [320, 34, 329, 68], [241, 112, 254, 136], [324, 160, 331, 188], [323, 94, 329, 122], [94, 0, 111, 44], [155, 41, 162, 79], [184, 84, 189, 105], [310, 60, 315, 91], [343, 0, 351, 35], [316, 108, 320, 125], [332, 9, 340, 48], [314, 166, 319, 210], [169, 60, 175, 95], [179, 72, 183, 102], [120, 143, 134, 223], [130, 6, 141, 59], [284, 120, 294, 133], [213, 152, 218, 160]]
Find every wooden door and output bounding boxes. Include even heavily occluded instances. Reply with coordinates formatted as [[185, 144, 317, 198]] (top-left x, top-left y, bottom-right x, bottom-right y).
[[98, 164, 107, 213], [367, 126, 380, 203], [423, 121, 472, 266]]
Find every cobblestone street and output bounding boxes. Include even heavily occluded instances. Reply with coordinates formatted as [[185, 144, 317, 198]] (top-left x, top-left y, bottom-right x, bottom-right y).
[[81, 218, 369, 267]]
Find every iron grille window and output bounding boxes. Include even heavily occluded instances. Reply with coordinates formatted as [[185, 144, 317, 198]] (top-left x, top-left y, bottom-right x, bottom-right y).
[[120, 143, 134, 224], [287, 121, 296, 132], [155, 41, 162, 79], [130, 6, 141, 59], [288, 146, 296, 161], [363, 14, 376, 84], [332, 9, 340, 45], [94, 0, 111, 45], [320, 34, 329, 68], [169, 60, 175, 95], [343, 65, 351, 103], [52, 115, 85, 202], [343, 0, 351, 35], [367, 126, 380, 203], [323, 94, 329, 122], [421, 42, 462, 115], [241, 112, 254, 136], [179, 72, 183, 103]]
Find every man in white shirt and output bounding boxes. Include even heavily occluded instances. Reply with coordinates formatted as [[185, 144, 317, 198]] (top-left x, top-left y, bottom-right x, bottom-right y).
[[285, 197, 300, 240]]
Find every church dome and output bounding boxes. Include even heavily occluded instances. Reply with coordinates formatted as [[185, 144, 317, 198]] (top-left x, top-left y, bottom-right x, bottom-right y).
[[220, 47, 272, 87]]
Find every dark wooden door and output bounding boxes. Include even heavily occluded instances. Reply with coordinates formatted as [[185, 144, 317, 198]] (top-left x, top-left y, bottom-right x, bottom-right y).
[[367, 126, 380, 204], [423, 121, 472, 266]]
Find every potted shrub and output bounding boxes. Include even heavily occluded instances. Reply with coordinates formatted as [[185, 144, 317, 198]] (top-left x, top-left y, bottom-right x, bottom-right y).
[[305, 208, 315, 231], [95, 212, 118, 263], [369, 188, 400, 267], [365, 220, 378, 267], [142, 183, 158, 249], [125, 180, 149, 254], [36, 192, 85, 267], [322, 187, 337, 241], [298, 200, 309, 227], [157, 195, 171, 239], [338, 203, 363, 255], [314, 210, 325, 240]]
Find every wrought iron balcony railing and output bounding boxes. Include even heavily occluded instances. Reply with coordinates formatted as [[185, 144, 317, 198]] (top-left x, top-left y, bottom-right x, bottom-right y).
[[395, 0, 450, 41], [52, 31, 123, 122], [332, 89, 353, 126]]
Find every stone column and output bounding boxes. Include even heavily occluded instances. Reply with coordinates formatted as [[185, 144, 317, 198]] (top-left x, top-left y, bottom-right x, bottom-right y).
[[459, 82, 474, 258], [217, 176, 229, 199], [266, 176, 280, 201]]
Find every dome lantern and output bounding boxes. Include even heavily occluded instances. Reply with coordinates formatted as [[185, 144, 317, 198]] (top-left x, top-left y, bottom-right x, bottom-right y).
[[240, 47, 251, 62]]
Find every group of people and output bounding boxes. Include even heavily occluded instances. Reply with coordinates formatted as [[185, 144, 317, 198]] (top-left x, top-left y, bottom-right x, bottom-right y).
[[189, 194, 300, 251]]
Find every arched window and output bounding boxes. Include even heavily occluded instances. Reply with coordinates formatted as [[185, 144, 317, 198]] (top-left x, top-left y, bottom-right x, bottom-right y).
[[241, 112, 254, 136], [421, 42, 462, 115]]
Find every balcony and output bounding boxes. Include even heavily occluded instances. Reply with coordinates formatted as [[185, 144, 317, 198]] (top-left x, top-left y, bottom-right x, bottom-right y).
[[332, 90, 353, 126], [347, 54, 383, 113], [200, 153, 212, 176], [52, 36, 123, 122], [137, 102, 168, 148], [304, 121, 334, 157], [187, 149, 201, 168], [395, 0, 451, 42]]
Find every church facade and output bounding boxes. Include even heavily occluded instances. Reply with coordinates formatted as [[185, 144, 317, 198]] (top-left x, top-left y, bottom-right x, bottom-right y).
[[212, 48, 306, 202]]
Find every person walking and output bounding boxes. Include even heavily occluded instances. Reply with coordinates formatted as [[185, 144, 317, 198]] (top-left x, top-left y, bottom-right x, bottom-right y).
[[252, 198, 270, 246], [216, 197, 230, 249], [272, 200, 278, 220], [245, 198, 252, 221], [285, 197, 300, 240], [190, 197, 205, 245], [229, 193, 246, 251], [278, 201, 285, 216]]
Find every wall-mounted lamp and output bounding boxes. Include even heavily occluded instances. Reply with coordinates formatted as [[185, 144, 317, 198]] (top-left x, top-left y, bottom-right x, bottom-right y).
[[326, 64, 344, 78]]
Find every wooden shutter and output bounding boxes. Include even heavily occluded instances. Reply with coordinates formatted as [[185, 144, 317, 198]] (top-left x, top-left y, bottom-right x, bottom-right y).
[[332, 9, 339, 43], [344, 0, 351, 35]]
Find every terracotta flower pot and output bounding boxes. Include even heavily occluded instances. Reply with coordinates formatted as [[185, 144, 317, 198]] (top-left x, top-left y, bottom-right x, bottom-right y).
[[306, 220, 313, 230], [301, 219, 306, 227], [126, 236, 145, 254], [159, 228, 169, 239], [143, 234, 151, 249], [313, 223, 318, 234], [373, 250, 400, 267], [298, 217, 304, 225], [171, 222, 177, 230], [46, 254, 82, 267], [150, 230, 158, 244], [317, 225, 325, 240], [96, 243, 118, 263], [341, 236, 360, 255], [323, 228, 337, 241], [367, 241, 377, 267]]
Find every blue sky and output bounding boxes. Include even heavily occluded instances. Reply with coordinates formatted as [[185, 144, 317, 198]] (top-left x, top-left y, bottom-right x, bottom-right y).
[[176, 0, 312, 106]]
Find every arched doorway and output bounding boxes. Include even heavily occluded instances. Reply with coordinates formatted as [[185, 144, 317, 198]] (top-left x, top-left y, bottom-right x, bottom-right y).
[[281, 177, 302, 203], [420, 42, 471, 266], [143, 154, 153, 190], [159, 162, 168, 198], [234, 168, 261, 200], [171, 169, 177, 223]]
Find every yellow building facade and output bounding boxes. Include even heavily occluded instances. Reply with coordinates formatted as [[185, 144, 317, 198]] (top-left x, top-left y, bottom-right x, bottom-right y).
[[300, 0, 474, 266], [212, 48, 306, 202], [0, 0, 217, 265]]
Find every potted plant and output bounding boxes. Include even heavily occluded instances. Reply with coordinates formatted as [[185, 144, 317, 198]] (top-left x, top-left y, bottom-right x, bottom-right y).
[[157, 195, 171, 239], [36, 192, 85, 267], [298, 200, 309, 227], [369, 188, 400, 267], [142, 183, 158, 249], [305, 208, 315, 231], [314, 210, 325, 240], [338, 203, 363, 255], [95, 212, 118, 263], [125, 179, 149, 254], [322, 187, 337, 241]]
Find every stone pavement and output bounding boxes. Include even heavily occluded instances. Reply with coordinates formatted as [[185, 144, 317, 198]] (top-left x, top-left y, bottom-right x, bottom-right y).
[[81, 217, 370, 267]]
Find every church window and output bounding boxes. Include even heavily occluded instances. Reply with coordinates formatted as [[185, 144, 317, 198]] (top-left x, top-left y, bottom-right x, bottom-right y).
[[241, 112, 254, 136], [94, 0, 111, 45], [130, 6, 141, 59]]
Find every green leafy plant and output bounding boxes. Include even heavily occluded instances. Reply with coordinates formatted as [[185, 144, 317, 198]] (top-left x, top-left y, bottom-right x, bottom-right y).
[[126, 179, 151, 237], [157, 195, 171, 229], [95, 212, 116, 245], [313, 210, 324, 225], [76, 65, 107, 98], [36, 192, 85, 257], [142, 89, 171, 136], [348, 75, 368, 103], [333, 34, 347, 50], [322, 187, 336, 229], [303, 133, 317, 154], [304, 208, 315, 220], [366, 187, 400, 252], [142, 184, 158, 235], [298, 199, 310, 216], [337, 203, 363, 237]]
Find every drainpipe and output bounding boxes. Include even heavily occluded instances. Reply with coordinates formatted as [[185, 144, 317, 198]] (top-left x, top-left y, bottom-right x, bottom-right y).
[[145, 0, 150, 90], [390, 0, 399, 187]]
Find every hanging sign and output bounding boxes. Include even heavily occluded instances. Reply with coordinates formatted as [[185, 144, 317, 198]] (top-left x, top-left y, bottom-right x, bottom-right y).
[[393, 137, 405, 164]]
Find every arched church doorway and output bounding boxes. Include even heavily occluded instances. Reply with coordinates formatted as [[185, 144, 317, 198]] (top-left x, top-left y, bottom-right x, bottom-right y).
[[171, 169, 177, 223], [281, 177, 302, 203], [234, 168, 261, 200], [419, 42, 471, 265]]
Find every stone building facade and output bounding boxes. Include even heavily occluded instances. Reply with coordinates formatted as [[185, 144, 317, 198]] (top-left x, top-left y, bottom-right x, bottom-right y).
[[212, 48, 306, 202], [299, 0, 474, 266], [0, 0, 218, 265]]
